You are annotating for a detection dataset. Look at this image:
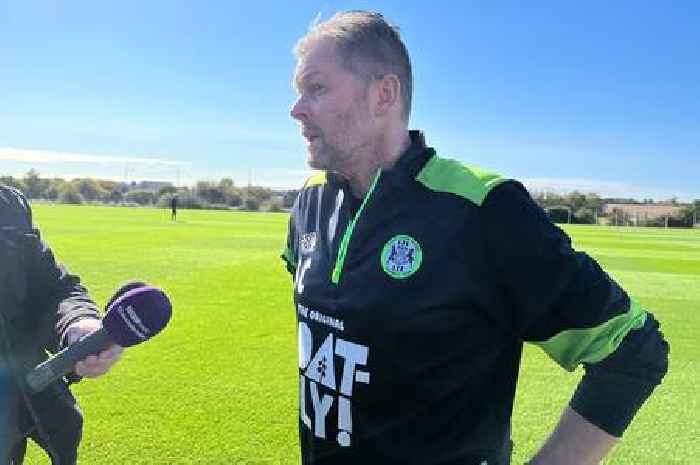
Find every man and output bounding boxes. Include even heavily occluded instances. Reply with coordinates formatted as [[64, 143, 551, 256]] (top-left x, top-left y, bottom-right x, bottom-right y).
[[0, 185, 123, 464], [282, 11, 668, 465], [170, 195, 178, 222]]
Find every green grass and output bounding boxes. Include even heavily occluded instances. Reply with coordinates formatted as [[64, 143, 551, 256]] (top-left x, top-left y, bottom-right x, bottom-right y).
[[23, 206, 698, 464]]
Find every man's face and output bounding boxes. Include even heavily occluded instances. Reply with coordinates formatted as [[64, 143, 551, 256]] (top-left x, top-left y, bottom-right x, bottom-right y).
[[291, 39, 374, 172]]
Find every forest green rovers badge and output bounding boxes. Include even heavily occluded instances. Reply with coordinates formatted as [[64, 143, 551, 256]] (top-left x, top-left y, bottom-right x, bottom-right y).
[[381, 234, 422, 279]]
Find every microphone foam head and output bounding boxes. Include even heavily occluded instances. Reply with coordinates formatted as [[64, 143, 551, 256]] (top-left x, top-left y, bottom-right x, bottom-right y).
[[103, 286, 172, 347], [105, 281, 148, 309]]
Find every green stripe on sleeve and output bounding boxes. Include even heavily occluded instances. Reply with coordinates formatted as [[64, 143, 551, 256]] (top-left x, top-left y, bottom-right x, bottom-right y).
[[533, 300, 648, 372]]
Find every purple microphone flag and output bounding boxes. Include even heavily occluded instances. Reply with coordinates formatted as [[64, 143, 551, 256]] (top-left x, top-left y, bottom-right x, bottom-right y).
[[103, 286, 172, 347]]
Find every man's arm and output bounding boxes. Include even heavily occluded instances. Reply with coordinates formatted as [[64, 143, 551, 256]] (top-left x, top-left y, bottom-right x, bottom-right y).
[[480, 181, 669, 463], [280, 197, 299, 277], [529, 312, 667, 464], [528, 407, 617, 465], [14, 189, 122, 378]]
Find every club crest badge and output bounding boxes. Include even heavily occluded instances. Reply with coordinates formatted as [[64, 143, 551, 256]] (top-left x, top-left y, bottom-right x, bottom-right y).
[[381, 234, 422, 279], [300, 232, 317, 255]]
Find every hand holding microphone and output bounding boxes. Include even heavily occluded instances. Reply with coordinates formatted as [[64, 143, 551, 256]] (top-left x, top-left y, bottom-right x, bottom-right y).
[[64, 318, 124, 378], [26, 281, 173, 393]]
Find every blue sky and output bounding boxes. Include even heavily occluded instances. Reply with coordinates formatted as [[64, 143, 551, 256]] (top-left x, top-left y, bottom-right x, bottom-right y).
[[1, 1, 698, 200]]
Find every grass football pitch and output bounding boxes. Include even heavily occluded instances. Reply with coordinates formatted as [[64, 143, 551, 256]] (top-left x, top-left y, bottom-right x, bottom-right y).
[[24, 205, 698, 464]]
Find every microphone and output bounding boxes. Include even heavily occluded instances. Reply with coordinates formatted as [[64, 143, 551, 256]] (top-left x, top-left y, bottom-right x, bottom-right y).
[[26, 283, 173, 393]]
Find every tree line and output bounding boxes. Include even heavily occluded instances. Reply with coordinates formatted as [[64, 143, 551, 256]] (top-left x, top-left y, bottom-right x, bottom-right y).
[[0, 169, 299, 212], [533, 190, 699, 227], [1, 170, 697, 226]]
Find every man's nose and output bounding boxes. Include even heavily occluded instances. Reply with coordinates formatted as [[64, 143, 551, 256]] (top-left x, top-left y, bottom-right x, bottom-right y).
[[290, 97, 307, 122]]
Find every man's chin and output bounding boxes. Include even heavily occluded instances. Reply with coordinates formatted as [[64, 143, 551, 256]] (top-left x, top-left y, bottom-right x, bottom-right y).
[[306, 152, 329, 171]]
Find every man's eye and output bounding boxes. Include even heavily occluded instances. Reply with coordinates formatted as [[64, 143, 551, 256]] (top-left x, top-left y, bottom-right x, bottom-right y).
[[309, 84, 324, 94]]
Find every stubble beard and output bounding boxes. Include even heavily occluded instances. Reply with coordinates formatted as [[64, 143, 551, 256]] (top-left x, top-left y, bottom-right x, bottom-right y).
[[306, 135, 351, 172], [306, 100, 372, 174]]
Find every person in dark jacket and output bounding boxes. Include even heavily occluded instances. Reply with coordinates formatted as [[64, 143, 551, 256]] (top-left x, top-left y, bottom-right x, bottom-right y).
[[0, 185, 123, 465], [170, 195, 178, 222], [282, 11, 669, 465]]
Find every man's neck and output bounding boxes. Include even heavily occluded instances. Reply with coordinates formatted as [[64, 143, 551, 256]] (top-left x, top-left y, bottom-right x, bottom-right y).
[[346, 130, 411, 198]]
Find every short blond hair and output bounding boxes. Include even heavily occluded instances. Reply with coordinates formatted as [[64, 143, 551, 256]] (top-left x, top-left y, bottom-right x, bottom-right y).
[[294, 10, 413, 122]]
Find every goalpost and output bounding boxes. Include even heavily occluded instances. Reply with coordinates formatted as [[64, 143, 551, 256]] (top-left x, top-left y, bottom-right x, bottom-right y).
[[545, 205, 572, 224]]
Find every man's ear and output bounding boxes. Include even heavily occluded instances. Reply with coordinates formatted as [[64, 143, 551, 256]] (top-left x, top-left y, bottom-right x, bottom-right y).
[[372, 74, 401, 118]]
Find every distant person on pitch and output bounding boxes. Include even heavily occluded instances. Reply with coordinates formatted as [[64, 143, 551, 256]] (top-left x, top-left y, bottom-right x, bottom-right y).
[[0, 185, 123, 465], [170, 195, 178, 221], [282, 10, 668, 465]]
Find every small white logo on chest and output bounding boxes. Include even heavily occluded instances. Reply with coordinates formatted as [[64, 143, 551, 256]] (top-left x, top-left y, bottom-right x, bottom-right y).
[[300, 232, 317, 254]]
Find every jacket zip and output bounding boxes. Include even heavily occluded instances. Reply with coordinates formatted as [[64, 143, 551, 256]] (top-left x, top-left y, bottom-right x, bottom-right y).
[[330, 169, 382, 284]]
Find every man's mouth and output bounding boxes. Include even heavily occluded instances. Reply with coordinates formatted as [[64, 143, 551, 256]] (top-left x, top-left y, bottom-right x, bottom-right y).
[[302, 129, 319, 142]]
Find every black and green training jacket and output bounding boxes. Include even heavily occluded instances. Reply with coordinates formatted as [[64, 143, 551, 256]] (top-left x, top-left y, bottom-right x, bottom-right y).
[[282, 131, 668, 465]]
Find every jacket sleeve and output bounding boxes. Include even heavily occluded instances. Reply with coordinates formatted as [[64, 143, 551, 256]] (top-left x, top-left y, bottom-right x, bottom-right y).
[[281, 200, 299, 277], [11, 189, 101, 353], [479, 180, 669, 437]]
